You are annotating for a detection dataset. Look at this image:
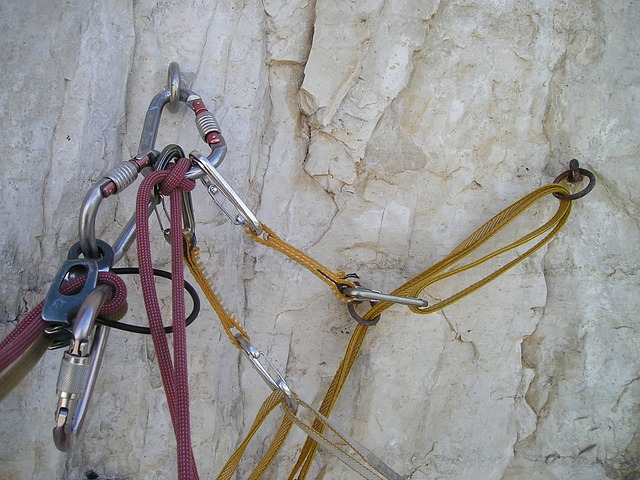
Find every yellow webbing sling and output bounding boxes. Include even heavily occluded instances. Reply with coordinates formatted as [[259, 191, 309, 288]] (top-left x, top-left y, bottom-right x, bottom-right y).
[[287, 184, 572, 479]]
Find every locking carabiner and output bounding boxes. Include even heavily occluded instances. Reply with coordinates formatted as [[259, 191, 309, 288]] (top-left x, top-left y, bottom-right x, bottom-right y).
[[52, 284, 112, 452], [137, 62, 225, 172], [78, 62, 225, 261]]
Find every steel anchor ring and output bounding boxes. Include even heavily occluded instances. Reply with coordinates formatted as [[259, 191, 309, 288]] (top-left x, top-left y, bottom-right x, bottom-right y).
[[347, 301, 382, 327], [553, 159, 596, 200], [167, 62, 181, 113]]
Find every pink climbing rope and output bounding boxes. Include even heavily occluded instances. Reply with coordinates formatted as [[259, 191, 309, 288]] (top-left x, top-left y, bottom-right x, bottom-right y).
[[135, 157, 199, 480], [0, 272, 127, 375]]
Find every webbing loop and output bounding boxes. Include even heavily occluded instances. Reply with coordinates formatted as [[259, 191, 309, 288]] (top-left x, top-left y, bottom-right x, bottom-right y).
[[380, 183, 571, 316], [289, 182, 575, 479], [215, 390, 293, 480], [283, 394, 404, 480], [183, 233, 249, 349]]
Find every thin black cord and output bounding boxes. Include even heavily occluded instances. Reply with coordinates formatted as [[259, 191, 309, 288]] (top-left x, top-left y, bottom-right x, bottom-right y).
[[96, 267, 201, 335]]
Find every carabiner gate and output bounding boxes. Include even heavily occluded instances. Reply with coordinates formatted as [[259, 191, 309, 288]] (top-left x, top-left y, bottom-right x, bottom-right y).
[[341, 286, 428, 308]]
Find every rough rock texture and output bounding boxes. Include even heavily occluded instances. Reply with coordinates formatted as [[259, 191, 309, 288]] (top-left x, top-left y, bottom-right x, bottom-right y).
[[1, 1, 638, 479]]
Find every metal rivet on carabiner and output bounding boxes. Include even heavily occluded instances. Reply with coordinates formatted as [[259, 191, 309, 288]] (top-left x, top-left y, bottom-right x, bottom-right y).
[[553, 159, 596, 200]]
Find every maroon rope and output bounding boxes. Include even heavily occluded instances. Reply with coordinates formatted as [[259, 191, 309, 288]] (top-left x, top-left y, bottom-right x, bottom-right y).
[[0, 305, 45, 374], [0, 272, 127, 375], [135, 158, 199, 480]]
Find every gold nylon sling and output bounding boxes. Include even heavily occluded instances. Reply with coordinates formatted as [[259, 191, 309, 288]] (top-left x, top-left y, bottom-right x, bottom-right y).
[[184, 241, 297, 479], [215, 390, 293, 480], [287, 183, 572, 479], [246, 224, 357, 298], [185, 232, 403, 478]]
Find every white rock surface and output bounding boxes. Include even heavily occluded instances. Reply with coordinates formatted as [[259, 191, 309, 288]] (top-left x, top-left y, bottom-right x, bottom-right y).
[[1, 1, 638, 479]]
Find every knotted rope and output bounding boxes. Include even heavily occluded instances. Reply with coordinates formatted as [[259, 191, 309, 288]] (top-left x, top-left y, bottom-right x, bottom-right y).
[[135, 157, 199, 480]]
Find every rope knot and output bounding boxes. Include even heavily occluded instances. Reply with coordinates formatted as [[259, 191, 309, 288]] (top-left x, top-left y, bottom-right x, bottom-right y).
[[159, 158, 196, 196]]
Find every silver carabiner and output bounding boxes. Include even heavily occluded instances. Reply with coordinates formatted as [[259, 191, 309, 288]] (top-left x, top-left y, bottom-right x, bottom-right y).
[[137, 64, 225, 170], [52, 284, 112, 452], [189, 151, 263, 236], [78, 62, 225, 261], [234, 333, 297, 413], [152, 144, 199, 246]]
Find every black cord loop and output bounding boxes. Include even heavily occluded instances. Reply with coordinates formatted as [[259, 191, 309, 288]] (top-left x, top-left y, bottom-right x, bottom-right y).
[[97, 267, 200, 335]]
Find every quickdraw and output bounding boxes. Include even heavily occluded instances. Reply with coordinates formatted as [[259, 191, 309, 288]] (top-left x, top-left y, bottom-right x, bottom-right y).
[[0, 63, 596, 479]]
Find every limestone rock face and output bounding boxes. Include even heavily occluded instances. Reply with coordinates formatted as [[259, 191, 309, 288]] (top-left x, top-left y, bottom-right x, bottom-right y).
[[1, 1, 638, 479]]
